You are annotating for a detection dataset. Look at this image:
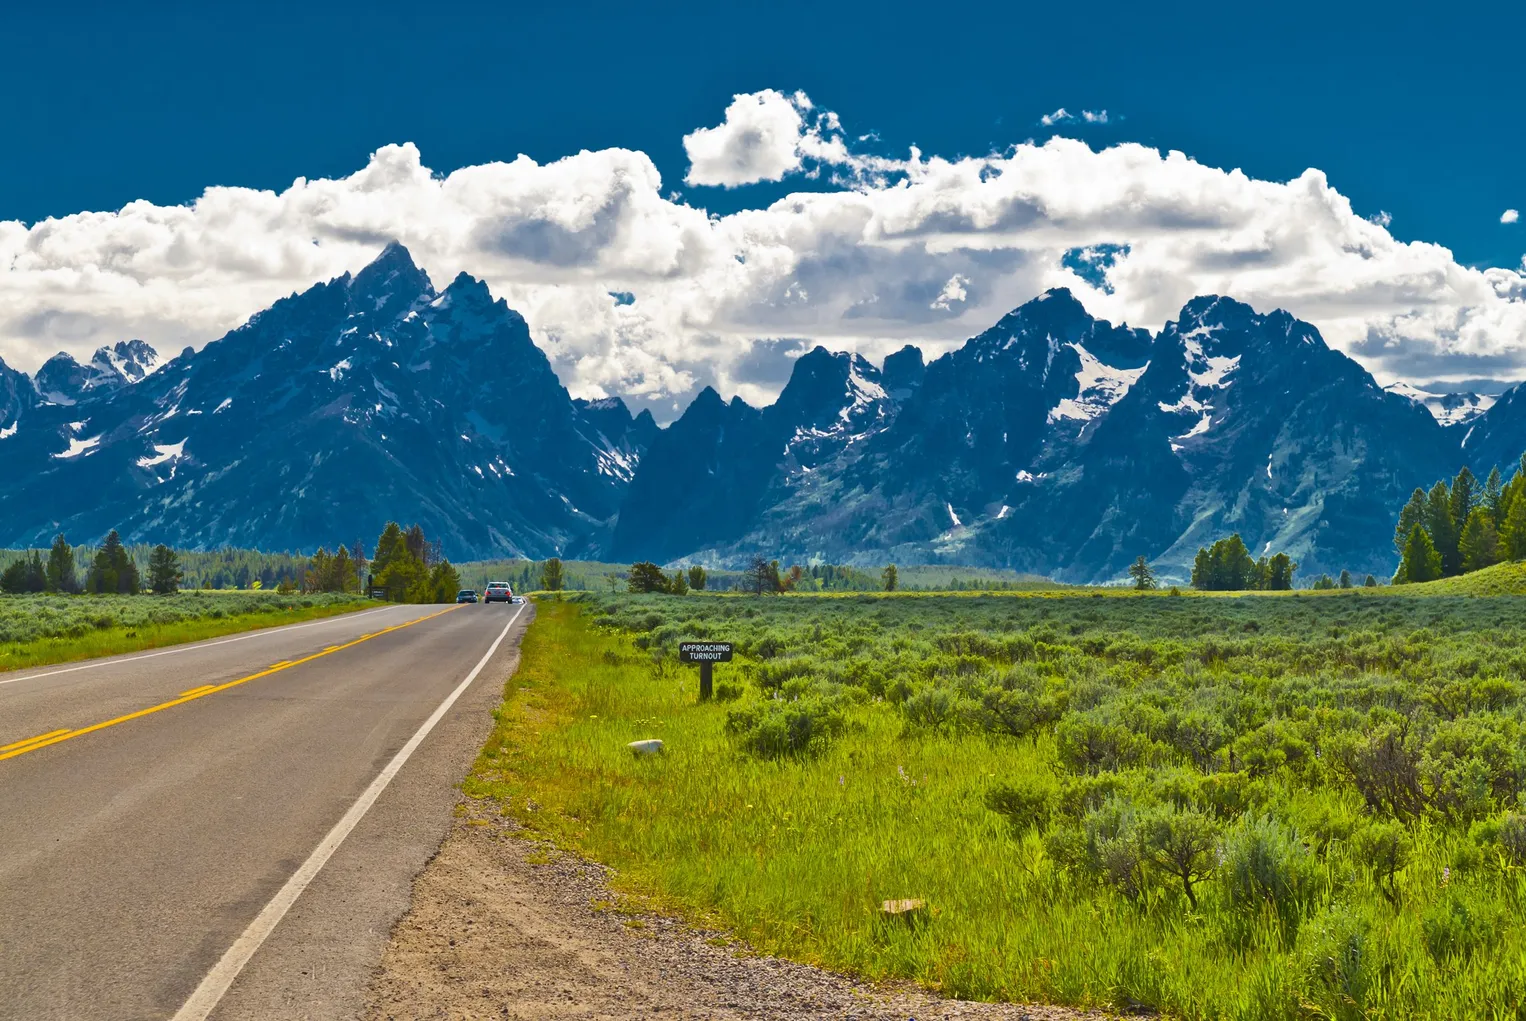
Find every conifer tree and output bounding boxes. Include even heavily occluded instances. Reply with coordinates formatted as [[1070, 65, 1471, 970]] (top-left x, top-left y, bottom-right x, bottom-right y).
[[628, 561, 669, 593], [147, 544, 182, 594], [1364, 575, 1378, 587], [1502, 488, 1526, 561], [687, 565, 707, 591], [1393, 488, 1427, 560], [1127, 556, 1157, 590], [46, 533, 78, 594], [87, 530, 140, 594], [1339, 569, 1352, 589], [1450, 466, 1478, 535], [1, 551, 46, 593], [428, 560, 461, 602], [668, 567, 690, 595], [882, 563, 898, 592], [371, 522, 406, 577], [1190, 547, 1212, 589], [1459, 507, 1501, 573], [1266, 552, 1296, 590], [403, 524, 428, 564], [1424, 481, 1460, 576], [1396, 523, 1442, 583], [1484, 466, 1505, 526], [540, 558, 564, 592]]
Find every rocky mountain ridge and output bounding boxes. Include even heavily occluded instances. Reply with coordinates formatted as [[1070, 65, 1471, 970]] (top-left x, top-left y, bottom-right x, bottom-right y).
[[0, 243, 1519, 582]]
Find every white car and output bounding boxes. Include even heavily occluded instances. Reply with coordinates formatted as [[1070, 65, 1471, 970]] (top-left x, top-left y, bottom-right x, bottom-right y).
[[484, 581, 513, 603]]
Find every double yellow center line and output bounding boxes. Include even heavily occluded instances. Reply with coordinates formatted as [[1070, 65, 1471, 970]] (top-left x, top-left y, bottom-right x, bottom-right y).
[[0, 605, 460, 763]]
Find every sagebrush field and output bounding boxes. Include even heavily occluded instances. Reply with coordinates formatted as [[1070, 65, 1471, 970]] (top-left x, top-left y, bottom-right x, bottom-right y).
[[471, 589, 1526, 1020], [0, 591, 376, 671]]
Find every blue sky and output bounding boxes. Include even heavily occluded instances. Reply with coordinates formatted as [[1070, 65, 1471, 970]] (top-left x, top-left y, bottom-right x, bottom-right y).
[[1, 0, 1522, 404], [5, 0, 1520, 267]]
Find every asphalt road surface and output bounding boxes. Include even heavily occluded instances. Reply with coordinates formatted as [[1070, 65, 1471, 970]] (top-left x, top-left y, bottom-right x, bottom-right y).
[[0, 599, 532, 1021]]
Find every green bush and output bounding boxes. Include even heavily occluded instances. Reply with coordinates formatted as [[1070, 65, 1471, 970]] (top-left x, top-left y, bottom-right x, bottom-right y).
[[1220, 814, 1317, 941], [724, 695, 846, 758], [1296, 902, 1372, 1019]]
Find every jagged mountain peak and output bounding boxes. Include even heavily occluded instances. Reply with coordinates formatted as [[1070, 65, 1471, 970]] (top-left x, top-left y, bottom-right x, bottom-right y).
[[90, 339, 163, 384], [349, 241, 433, 312]]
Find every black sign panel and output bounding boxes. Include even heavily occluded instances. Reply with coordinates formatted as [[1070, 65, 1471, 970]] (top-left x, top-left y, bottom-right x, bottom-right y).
[[679, 641, 733, 663]]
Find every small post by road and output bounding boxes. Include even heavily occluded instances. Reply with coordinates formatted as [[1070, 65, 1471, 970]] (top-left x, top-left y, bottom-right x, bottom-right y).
[[678, 641, 732, 701]]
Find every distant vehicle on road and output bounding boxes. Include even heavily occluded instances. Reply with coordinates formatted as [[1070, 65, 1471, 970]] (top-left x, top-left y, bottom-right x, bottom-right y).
[[484, 582, 513, 603], [455, 589, 478, 604]]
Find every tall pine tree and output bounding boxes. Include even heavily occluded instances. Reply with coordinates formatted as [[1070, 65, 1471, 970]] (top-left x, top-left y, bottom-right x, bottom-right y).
[[1459, 507, 1501, 573], [1502, 487, 1526, 561], [45, 533, 78, 594], [1394, 488, 1427, 560], [148, 544, 182, 594], [1424, 481, 1461, 577], [1449, 467, 1478, 539], [1396, 524, 1443, 583], [1484, 466, 1505, 527]]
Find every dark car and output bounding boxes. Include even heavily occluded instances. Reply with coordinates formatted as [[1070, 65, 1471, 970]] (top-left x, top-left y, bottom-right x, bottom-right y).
[[456, 589, 478, 603], [484, 582, 513, 603]]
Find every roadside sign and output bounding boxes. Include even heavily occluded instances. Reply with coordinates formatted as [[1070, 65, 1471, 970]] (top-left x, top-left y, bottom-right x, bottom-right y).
[[679, 642, 733, 663], [679, 641, 732, 700], [369, 588, 387, 600]]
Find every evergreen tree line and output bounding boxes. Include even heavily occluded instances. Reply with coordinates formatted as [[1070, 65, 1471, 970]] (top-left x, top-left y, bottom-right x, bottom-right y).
[[0, 531, 184, 595], [1187, 534, 1299, 591], [334, 522, 463, 603], [1391, 459, 1526, 583]]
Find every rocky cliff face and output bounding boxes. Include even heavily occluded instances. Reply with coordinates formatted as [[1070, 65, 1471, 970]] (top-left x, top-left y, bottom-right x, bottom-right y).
[[0, 244, 652, 558], [615, 291, 1466, 582], [3, 243, 1521, 582]]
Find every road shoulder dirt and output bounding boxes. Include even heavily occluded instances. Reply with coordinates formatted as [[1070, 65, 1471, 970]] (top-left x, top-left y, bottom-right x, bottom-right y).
[[364, 803, 1107, 1021]]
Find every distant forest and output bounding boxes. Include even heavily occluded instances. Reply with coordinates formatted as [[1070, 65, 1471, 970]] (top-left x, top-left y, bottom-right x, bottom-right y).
[[0, 545, 1059, 595]]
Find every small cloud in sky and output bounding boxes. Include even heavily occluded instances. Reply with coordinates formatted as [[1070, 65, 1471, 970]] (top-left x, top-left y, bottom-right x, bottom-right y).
[[1504, 209, 1521, 224], [1368, 211, 1393, 227], [930, 274, 970, 310], [1041, 108, 1109, 126]]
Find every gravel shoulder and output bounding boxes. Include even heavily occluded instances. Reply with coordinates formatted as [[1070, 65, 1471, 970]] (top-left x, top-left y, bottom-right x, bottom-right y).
[[363, 803, 1110, 1021]]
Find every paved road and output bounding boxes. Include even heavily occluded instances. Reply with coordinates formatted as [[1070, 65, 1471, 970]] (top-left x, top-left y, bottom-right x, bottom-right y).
[[0, 599, 533, 1021]]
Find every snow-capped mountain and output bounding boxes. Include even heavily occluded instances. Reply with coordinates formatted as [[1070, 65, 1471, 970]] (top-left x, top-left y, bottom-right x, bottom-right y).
[[4, 243, 1525, 581], [0, 244, 653, 558], [613, 290, 1468, 582], [1382, 382, 1494, 428]]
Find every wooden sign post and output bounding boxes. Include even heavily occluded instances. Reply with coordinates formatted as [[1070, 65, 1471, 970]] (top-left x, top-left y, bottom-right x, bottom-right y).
[[678, 641, 732, 701]]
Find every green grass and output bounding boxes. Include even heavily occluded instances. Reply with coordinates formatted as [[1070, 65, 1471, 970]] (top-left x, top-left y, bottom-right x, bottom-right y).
[[0, 592, 381, 673], [468, 592, 1526, 1020], [1402, 560, 1526, 596]]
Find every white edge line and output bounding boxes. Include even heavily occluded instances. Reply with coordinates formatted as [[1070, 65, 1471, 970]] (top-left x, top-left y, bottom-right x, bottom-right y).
[[170, 600, 526, 1021], [0, 605, 399, 688]]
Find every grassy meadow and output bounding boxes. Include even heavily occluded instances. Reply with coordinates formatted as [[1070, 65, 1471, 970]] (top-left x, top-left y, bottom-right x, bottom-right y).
[[469, 588, 1526, 1020], [0, 591, 378, 672]]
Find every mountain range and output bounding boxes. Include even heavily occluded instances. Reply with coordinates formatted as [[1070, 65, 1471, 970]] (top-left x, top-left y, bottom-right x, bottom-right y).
[[0, 243, 1516, 583]]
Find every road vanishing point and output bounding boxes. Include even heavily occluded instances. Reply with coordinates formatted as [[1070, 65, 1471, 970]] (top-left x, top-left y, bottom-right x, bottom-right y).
[[0, 600, 533, 1021]]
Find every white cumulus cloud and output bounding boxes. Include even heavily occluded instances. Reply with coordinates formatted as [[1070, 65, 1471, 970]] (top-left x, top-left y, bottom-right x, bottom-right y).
[[1504, 209, 1521, 224], [1, 89, 1524, 411], [1040, 108, 1109, 126]]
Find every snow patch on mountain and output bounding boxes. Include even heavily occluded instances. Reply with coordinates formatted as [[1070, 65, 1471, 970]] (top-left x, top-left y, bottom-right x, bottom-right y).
[[1383, 382, 1494, 427], [1047, 344, 1148, 422], [137, 440, 186, 467], [54, 434, 101, 459]]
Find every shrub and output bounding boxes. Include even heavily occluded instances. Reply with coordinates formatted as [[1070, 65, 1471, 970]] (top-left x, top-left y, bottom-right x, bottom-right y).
[[985, 772, 1059, 833], [1498, 812, 1526, 865], [1421, 891, 1486, 963], [1220, 814, 1317, 939], [1138, 804, 1221, 907], [1350, 820, 1412, 906], [1297, 902, 1371, 1019], [724, 695, 846, 759]]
